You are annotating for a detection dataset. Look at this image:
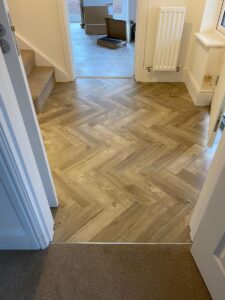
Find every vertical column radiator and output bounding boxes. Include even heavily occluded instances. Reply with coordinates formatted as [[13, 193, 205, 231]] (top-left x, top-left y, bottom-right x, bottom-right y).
[[153, 7, 186, 72]]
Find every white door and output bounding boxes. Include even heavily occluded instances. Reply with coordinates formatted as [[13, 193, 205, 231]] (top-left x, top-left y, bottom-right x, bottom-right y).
[[208, 59, 225, 147], [191, 129, 225, 299], [0, 0, 58, 207], [0, 46, 54, 249]]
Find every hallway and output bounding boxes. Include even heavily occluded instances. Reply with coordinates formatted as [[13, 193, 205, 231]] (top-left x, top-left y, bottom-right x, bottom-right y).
[[38, 79, 217, 243]]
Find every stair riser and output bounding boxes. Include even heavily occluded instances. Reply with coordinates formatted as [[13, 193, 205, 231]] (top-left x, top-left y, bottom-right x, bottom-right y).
[[34, 75, 55, 113], [22, 52, 35, 77]]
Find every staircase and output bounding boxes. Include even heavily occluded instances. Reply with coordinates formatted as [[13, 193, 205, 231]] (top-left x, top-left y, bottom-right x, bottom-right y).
[[21, 49, 55, 113]]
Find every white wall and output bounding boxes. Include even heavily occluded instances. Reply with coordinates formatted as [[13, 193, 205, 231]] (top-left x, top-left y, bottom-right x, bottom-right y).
[[184, 0, 206, 68], [129, 0, 137, 22], [7, 0, 73, 82]]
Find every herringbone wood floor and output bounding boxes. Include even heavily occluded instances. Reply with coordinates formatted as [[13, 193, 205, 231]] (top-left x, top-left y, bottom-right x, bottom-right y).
[[38, 79, 217, 243]]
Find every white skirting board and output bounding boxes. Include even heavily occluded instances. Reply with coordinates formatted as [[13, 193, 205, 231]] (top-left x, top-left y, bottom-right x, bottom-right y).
[[184, 70, 214, 106]]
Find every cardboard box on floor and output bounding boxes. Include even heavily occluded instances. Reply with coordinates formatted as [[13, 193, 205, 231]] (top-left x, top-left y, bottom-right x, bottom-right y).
[[105, 18, 127, 41], [97, 18, 127, 50], [97, 37, 127, 49], [85, 24, 108, 35], [83, 2, 113, 35]]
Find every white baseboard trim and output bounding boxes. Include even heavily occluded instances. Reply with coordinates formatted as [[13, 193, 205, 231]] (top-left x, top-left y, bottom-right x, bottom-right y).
[[17, 33, 70, 82], [184, 70, 214, 106]]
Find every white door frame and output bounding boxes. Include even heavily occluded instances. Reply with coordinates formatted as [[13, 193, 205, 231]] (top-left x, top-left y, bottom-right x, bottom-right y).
[[190, 127, 225, 241], [191, 128, 225, 299], [207, 58, 225, 147], [1, 0, 59, 207], [135, 0, 150, 81], [0, 49, 54, 250], [190, 126, 225, 241], [190, 61, 225, 240], [57, 0, 75, 80], [60, 0, 142, 79]]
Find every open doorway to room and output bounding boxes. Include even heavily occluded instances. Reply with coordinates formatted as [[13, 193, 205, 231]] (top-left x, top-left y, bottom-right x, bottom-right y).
[[66, 0, 136, 77]]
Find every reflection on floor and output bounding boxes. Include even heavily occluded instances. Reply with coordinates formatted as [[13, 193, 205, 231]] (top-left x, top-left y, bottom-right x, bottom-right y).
[[38, 79, 217, 243], [70, 23, 135, 77]]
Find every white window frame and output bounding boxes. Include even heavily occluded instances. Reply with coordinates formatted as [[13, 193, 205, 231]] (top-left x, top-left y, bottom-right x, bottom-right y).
[[217, 1, 225, 34]]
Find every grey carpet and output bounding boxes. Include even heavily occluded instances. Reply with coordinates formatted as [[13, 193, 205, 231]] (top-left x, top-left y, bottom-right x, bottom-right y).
[[0, 244, 211, 300]]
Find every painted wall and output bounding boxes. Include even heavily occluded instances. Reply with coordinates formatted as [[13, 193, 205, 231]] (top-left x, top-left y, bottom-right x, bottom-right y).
[[183, 0, 206, 69], [129, 0, 137, 22], [7, 0, 73, 82]]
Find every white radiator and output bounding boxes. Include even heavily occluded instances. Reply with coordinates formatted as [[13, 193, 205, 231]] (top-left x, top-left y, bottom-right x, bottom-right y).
[[153, 7, 186, 72]]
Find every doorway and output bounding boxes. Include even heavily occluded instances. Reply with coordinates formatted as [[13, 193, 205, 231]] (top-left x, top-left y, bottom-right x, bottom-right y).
[[66, 0, 136, 77]]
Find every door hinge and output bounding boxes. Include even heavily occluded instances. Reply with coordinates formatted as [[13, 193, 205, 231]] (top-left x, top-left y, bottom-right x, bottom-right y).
[[7, 12, 20, 56], [10, 25, 16, 32]]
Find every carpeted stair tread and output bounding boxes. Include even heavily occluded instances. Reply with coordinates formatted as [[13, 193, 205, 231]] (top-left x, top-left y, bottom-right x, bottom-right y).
[[21, 49, 35, 77], [27, 66, 55, 112], [20, 49, 55, 113], [0, 244, 211, 299]]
